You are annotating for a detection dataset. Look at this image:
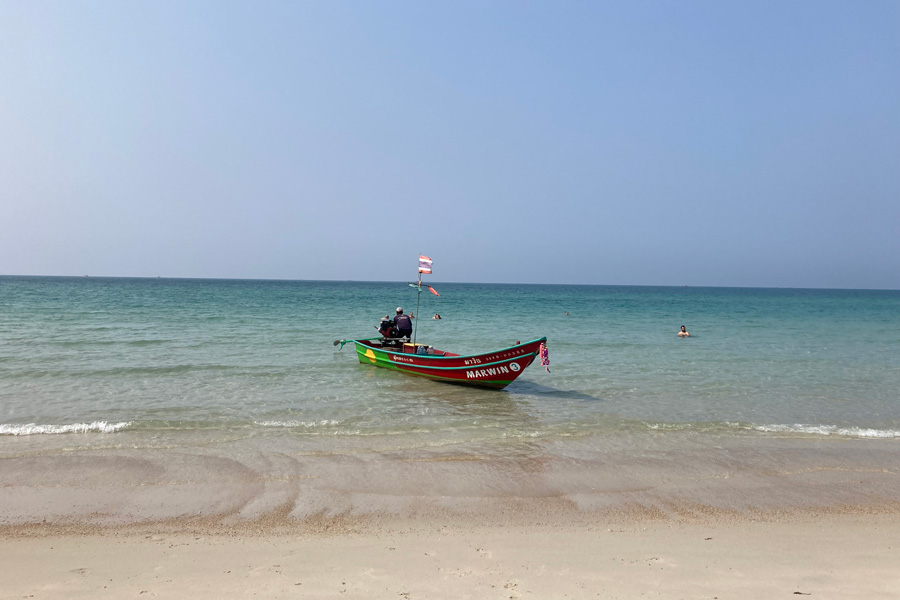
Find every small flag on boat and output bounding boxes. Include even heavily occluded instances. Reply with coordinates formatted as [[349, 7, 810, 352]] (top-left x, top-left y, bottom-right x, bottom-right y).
[[418, 255, 433, 274], [539, 342, 550, 373], [428, 285, 440, 296]]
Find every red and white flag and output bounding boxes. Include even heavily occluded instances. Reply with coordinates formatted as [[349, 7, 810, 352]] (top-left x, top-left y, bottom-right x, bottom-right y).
[[418, 255, 433, 274]]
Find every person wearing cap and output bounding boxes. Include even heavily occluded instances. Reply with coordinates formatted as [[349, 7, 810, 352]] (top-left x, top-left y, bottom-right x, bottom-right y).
[[394, 307, 413, 340]]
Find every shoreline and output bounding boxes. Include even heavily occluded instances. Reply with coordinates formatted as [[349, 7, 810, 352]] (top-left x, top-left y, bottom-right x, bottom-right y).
[[3, 497, 900, 537]]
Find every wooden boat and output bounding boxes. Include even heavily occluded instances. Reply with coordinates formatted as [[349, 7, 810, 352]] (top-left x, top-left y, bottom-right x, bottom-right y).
[[340, 337, 547, 390], [335, 255, 548, 389]]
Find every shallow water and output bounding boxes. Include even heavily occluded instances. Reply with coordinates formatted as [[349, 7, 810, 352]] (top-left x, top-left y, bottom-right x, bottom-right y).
[[2, 277, 897, 441]]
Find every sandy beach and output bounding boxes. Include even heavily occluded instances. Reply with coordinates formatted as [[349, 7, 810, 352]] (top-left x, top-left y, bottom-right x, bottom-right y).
[[3, 513, 899, 599], [2, 432, 899, 598]]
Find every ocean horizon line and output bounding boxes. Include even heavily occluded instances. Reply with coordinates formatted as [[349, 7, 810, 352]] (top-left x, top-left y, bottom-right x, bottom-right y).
[[1, 274, 898, 293]]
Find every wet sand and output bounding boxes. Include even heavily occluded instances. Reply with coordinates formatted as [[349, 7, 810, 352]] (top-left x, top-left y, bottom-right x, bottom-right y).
[[2, 432, 899, 524]]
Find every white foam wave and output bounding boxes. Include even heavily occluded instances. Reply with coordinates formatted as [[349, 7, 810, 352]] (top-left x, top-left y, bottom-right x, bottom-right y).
[[0, 421, 133, 436], [645, 423, 693, 431], [643, 421, 900, 439], [254, 419, 340, 428], [501, 431, 544, 438], [751, 424, 900, 438]]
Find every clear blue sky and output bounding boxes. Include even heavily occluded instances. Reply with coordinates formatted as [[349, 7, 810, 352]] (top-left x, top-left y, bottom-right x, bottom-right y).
[[2, 1, 898, 288]]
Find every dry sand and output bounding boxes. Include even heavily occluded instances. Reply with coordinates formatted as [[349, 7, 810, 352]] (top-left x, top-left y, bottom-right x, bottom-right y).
[[2, 509, 899, 599]]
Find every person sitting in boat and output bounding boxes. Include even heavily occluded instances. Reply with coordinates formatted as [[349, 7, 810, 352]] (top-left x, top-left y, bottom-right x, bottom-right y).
[[394, 307, 413, 340]]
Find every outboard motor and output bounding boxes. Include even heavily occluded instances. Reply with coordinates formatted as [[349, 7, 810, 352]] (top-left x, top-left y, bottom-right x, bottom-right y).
[[379, 317, 397, 339]]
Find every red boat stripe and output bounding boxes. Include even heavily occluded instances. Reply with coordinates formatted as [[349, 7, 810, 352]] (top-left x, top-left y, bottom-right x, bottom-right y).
[[383, 354, 537, 371]]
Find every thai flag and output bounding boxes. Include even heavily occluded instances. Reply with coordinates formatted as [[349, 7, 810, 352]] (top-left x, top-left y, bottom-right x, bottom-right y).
[[418, 255, 433, 274]]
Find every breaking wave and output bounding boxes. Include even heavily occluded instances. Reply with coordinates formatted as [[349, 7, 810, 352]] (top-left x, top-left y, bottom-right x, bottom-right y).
[[0, 421, 133, 436], [254, 419, 340, 428], [643, 421, 900, 439], [749, 423, 900, 438]]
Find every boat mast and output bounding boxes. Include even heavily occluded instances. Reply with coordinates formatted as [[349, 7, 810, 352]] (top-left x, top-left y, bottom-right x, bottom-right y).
[[413, 266, 422, 345]]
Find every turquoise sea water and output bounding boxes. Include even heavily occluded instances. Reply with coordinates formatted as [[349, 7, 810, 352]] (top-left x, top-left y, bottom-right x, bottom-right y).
[[2, 276, 898, 446]]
